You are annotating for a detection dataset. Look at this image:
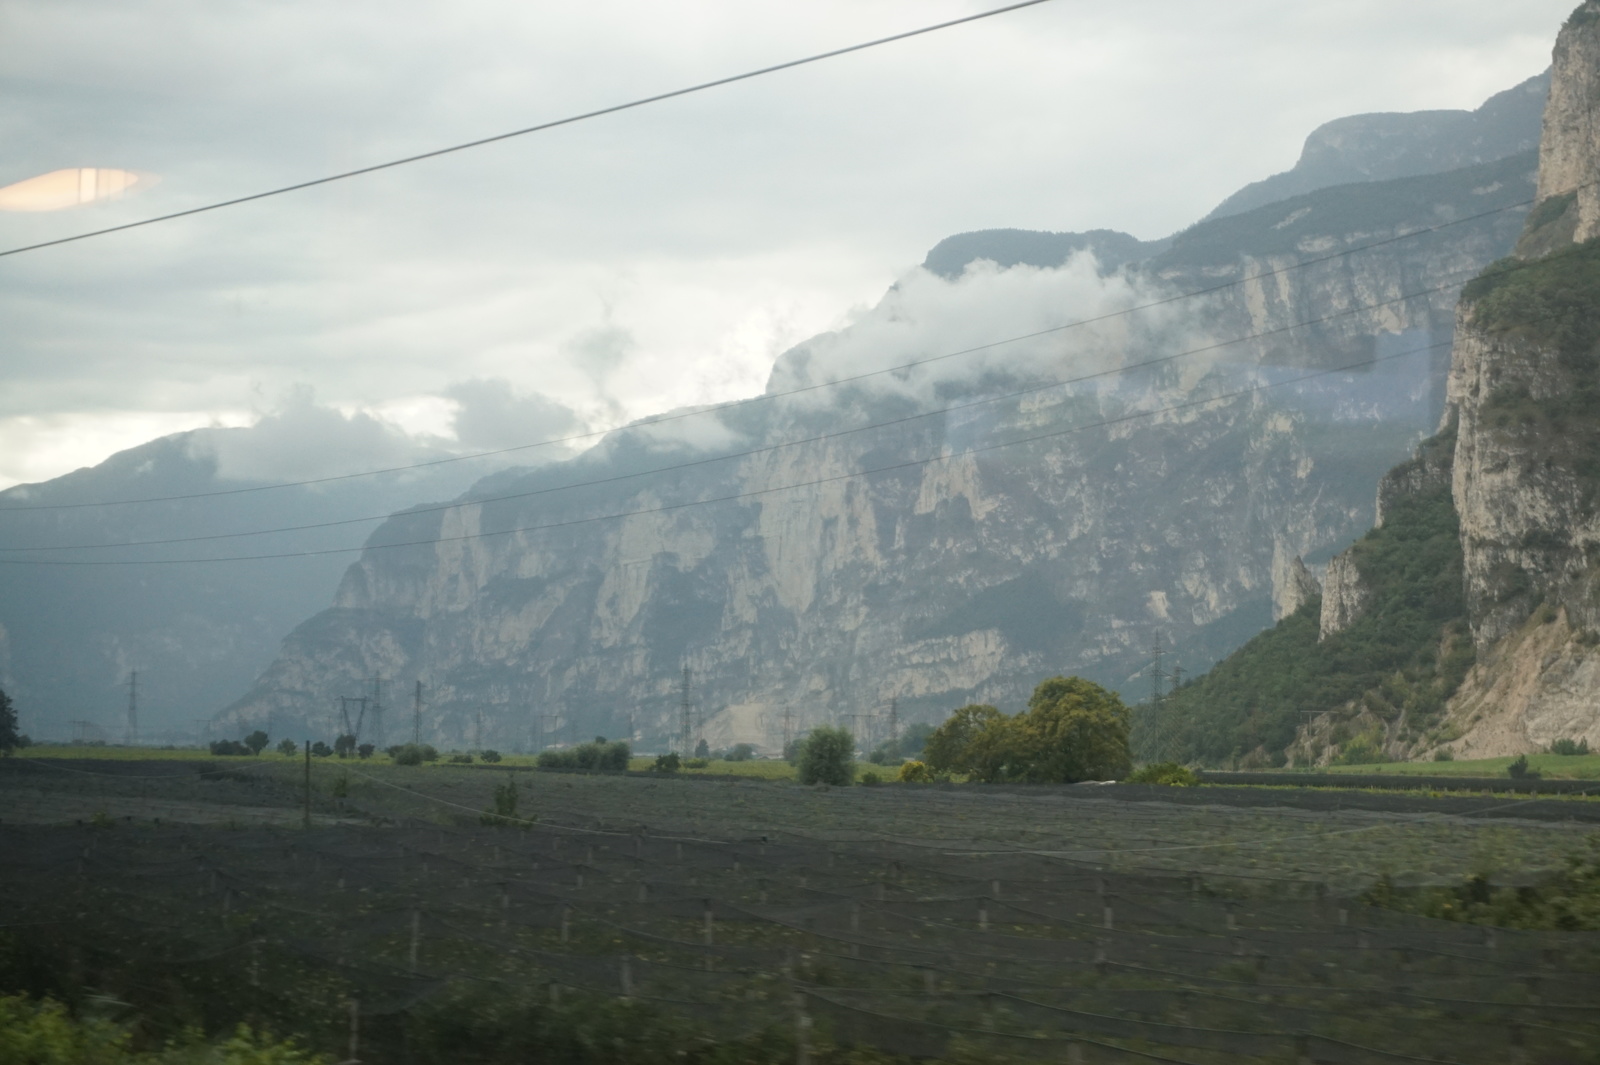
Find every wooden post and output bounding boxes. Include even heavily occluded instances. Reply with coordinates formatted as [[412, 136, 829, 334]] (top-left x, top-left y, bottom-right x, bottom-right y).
[[703, 901, 714, 945], [850, 902, 860, 934], [560, 906, 570, 944], [1102, 905, 1114, 930], [620, 955, 633, 998], [978, 905, 988, 932]]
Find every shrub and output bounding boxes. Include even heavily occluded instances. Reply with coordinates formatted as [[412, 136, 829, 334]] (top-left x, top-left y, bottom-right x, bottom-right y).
[[356, 743, 375, 760], [860, 770, 882, 786], [896, 760, 934, 783], [333, 734, 357, 759], [1126, 762, 1198, 786], [725, 743, 757, 762], [244, 730, 269, 755], [1433, 748, 1456, 761], [479, 749, 502, 763], [795, 726, 854, 786], [684, 757, 710, 769], [208, 739, 250, 756], [536, 740, 631, 771], [330, 774, 349, 798], [652, 752, 681, 773], [448, 753, 474, 764], [309, 741, 333, 758], [275, 739, 298, 757], [481, 775, 532, 827], [1508, 754, 1542, 780], [1550, 737, 1591, 756], [389, 743, 438, 766]]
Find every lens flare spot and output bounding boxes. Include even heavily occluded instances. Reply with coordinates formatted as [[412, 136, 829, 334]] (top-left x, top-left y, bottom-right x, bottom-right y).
[[0, 168, 156, 212]]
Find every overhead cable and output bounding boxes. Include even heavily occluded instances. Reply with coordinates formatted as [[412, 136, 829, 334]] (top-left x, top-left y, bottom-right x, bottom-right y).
[[0, 0, 1059, 262]]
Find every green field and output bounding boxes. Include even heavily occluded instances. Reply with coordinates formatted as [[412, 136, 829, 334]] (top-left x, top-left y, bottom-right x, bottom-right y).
[[1320, 753, 1600, 779]]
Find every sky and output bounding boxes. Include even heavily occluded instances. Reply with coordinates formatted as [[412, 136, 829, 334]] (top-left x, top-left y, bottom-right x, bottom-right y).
[[0, 0, 1574, 490]]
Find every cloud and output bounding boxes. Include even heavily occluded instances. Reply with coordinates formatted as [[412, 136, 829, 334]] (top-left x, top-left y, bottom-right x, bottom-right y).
[[768, 252, 1204, 408], [0, 0, 1573, 485], [445, 378, 585, 452], [189, 385, 447, 484]]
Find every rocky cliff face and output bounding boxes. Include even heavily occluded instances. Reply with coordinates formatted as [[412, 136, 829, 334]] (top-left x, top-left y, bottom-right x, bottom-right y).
[[1410, 2, 1600, 756], [219, 97, 1543, 755]]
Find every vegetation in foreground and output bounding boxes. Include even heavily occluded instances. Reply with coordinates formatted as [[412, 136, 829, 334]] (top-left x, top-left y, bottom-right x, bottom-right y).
[[1368, 839, 1600, 931]]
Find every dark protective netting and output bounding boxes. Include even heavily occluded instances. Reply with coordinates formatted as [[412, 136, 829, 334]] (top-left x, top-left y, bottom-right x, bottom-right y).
[[4, 811, 1597, 1065]]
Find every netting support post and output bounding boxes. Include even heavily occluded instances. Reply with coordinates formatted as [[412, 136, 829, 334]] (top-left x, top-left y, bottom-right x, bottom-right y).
[[794, 994, 811, 1065], [347, 998, 360, 1064], [409, 909, 420, 972], [620, 955, 633, 998], [1294, 1033, 1311, 1065], [703, 901, 714, 945], [560, 906, 571, 944], [1509, 1023, 1527, 1065], [1066, 1043, 1085, 1065], [978, 905, 988, 932], [1102, 905, 1114, 931]]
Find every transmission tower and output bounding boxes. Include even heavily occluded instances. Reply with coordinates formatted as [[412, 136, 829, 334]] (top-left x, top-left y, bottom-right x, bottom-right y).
[[887, 696, 899, 746], [125, 671, 138, 747], [1147, 636, 1169, 704], [367, 675, 385, 747], [780, 707, 794, 754]]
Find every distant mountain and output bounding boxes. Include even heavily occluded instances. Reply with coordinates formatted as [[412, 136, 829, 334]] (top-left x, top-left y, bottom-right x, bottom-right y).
[[0, 427, 506, 741], [1203, 72, 1549, 223]]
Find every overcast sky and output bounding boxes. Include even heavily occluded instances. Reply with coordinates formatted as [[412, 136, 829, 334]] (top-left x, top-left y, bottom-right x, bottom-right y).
[[0, 0, 1573, 489]]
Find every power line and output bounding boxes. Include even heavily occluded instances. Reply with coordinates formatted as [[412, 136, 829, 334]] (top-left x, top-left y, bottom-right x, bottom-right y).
[[0, 339, 1453, 568], [0, 0, 1060, 264], [0, 187, 1537, 514], [0, 270, 1477, 554]]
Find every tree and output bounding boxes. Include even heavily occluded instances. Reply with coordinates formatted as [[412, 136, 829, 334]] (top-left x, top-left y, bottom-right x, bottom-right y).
[[333, 733, 357, 759], [311, 741, 333, 758], [796, 726, 854, 786], [0, 688, 18, 756], [244, 730, 269, 755], [1017, 676, 1132, 783], [357, 743, 375, 759], [923, 705, 1006, 778], [694, 738, 710, 759], [276, 738, 298, 757]]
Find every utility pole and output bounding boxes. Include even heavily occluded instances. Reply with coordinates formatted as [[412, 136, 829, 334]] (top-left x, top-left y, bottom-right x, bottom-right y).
[[125, 671, 138, 747], [413, 680, 423, 745], [303, 740, 312, 830], [679, 667, 693, 758]]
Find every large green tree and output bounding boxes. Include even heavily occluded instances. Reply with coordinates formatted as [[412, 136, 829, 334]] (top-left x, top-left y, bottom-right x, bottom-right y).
[[1018, 676, 1132, 783], [796, 726, 855, 786], [922, 679, 1132, 783]]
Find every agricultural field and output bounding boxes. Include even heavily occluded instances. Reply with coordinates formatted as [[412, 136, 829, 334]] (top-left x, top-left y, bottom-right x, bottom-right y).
[[2, 754, 1598, 1064]]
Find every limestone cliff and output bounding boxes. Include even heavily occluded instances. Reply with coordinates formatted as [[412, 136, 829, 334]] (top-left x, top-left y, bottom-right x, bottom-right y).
[[218, 97, 1542, 754]]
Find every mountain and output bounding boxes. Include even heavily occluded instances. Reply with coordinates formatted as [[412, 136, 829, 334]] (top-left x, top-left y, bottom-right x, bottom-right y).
[[216, 127, 1544, 753], [1152, 3, 1600, 766], [0, 420, 509, 742], [1203, 72, 1550, 223]]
